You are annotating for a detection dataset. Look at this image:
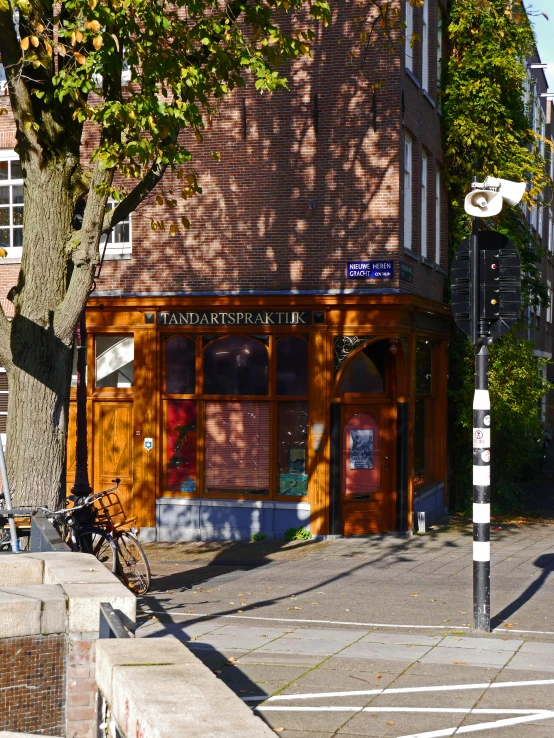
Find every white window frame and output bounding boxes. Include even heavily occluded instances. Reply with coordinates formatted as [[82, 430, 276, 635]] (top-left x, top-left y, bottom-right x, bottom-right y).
[[405, 2, 414, 73], [436, 6, 443, 101], [435, 168, 441, 265], [422, 0, 429, 91], [0, 150, 24, 262], [421, 151, 428, 258], [99, 199, 132, 259], [404, 134, 413, 251], [549, 212, 554, 253], [538, 205, 543, 239], [547, 280, 552, 324]]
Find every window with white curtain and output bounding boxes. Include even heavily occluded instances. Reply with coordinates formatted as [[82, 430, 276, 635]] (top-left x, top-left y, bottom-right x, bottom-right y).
[[435, 168, 441, 265], [436, 6, 443, 102], [0, 151, 23, 260], [547, 281, 552, 324], [421, 152, 428, 258], [422, 0, 429, 91], [405, 1, 414, 72], [404, 134, 413, 250], [538, 205, 543, 239]]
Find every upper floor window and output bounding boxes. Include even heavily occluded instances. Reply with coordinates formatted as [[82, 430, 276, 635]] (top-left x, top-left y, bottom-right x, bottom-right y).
[[99, 199, 132, 259], [422, 0, 429, 91], [0, 152, 23, 260], [421, 151, 428, 258], [404, 134, 413, 250], [405, 2, 414, 73], [436, 7, 443, 102]]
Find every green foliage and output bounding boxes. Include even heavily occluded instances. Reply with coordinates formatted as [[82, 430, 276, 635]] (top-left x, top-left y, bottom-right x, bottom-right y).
[[284, 526, 312, 541], [251, 533, 267, 541], [444, 0, 552, 511]]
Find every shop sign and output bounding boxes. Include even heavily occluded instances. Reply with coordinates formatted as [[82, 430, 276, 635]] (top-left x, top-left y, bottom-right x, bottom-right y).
[[157, 311, 312, 326], [347, 261, 394, 279]]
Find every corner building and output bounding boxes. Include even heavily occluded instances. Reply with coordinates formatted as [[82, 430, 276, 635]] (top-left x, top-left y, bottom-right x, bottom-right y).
[[0, 1, 450, 540]]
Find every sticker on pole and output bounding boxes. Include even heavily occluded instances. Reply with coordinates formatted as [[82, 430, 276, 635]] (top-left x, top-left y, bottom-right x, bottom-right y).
[[144, 438, 153, 451], [473, 428, 490, 447]]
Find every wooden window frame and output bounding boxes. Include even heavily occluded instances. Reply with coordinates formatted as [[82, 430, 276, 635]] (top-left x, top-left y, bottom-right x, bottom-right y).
[[162, 331, 309, 502]]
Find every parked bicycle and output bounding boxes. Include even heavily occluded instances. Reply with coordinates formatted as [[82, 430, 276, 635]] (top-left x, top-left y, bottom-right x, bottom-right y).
[[34, 478, 151, 594]]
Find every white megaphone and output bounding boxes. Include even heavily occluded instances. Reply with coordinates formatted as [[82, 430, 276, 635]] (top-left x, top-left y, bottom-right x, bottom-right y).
[[464, 177, 526, 217]]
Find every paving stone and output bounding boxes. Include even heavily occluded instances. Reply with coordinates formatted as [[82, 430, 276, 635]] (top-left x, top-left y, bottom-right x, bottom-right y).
[[403, 661, 502, 681], [359, 632, 442, 647], [256, 706, 353, 734], [257, 637, 342, 656], [419, 645, 512, 668], [288, 668, 397, 693], [238, 652, 326, 667], [322, 657, 412, 675], [504, 652, 554, 672], [190, 633, 277, 650], [439, 635, 523, 651], [336, 709, 465, 737], [337, 642, 432, 662], [283, 627, 369, 643]]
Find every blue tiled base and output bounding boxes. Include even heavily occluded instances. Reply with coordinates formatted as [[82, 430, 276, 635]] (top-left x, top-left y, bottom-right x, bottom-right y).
[[154, 498, 311, 541], [413, 482, 447, 529]]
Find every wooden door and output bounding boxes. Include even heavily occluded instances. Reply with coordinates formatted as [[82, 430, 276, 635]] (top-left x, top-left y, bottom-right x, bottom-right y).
[[341, 404, 390, 535], [93, 402, 134, 520]]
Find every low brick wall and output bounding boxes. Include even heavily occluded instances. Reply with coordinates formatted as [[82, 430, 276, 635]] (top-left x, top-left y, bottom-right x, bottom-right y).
[[0, 553, 135, 738]]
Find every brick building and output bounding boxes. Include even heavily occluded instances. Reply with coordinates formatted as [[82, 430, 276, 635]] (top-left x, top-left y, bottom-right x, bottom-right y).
[[0, 2, 451, 540]]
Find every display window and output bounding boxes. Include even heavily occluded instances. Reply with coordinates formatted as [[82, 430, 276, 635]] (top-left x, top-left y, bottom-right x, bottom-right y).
[[413, 339, 436, 489], [162, 333, 309, 500]]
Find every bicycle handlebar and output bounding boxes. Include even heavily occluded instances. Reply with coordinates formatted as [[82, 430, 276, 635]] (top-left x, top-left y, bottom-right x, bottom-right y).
[[33, 478, 121, 518]]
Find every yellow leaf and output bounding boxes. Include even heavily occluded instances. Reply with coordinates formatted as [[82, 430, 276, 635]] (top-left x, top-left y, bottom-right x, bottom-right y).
[[169, 224, 179, 236], [75, 30, 84, 43], [89, 0, 98, 7], [86, 20, 102, 31], [70, 31, 76, 45], [211, 151, 220, 161], [74, 52, 86, 65], [30, 35, 39, 47], [45, 41, 53, 56], [186, 173, 196, 185], [194, 130, 203, 143], [0, 248, 7, 258], [181, 216, 191, 229], [57, 44, 67, 56], [93, 35, 103, 50], [155, 195, 163, 206], [111, 33, 120, 51], [36, 23, 44, 32], [299, 43, 309, 55], [20, 37, 30, 51]]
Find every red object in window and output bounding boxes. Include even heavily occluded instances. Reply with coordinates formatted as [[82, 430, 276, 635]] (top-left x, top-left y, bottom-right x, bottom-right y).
[[167, 400, 197, 492]]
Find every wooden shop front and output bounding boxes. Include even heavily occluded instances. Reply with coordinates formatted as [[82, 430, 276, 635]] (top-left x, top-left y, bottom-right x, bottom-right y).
[[67, 295, 450, 541]]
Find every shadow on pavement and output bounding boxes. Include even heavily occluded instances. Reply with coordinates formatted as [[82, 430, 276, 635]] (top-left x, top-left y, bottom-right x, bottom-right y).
[[491, 553, 554, 630]]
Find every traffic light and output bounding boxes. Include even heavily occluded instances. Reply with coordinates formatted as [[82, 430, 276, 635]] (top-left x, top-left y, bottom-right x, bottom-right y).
[[451, 230, 521, 342]]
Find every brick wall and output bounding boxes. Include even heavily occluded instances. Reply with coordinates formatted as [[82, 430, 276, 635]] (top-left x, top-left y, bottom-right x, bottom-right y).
[[0, 634, 65, 735], [0, 1, 447, 305], [66, 635, 98, 738]]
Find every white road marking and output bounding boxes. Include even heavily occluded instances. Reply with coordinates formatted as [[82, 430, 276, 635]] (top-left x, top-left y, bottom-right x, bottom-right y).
[[246, 678, 554, 702], [397, 712, 554, 738], [138, 608, 554, 636], [256, 707, 550, 715]]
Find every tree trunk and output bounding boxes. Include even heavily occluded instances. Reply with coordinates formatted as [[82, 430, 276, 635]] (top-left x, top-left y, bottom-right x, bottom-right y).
[[5, 155, 80, 509]]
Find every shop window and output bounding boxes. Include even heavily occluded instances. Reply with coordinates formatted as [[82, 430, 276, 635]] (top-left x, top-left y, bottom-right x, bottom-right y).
[[413, 398, 426, 487], [277, 402, 308, 496], [167, 400, 197, 492], [166, 336, 196, 394], [415, 340, 432, 395], [277, 336, 308, 396], [204, 401, 270, 494], [0, 152, 24, 260], [95, 335, 134, 388], [203, 336, 268, 395], [339, 344, 384, 394]]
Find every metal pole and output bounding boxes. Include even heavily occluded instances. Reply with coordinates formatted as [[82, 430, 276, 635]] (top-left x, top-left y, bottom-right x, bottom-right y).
[[470, 207, 479, 346], [0, 436, 19, 552], [473, 341, 491, 632], [71, 311, 93, 497]]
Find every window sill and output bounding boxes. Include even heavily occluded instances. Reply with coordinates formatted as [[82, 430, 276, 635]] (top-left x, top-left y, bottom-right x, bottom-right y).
[[422, 90, 435, 109], [421, 256, 435, 268], [101, 251, 132, 261], [403, 248, 421, 263], [406, 69, 421, 89], [435, 263, 448, 276], [0, 258, 22, 265]]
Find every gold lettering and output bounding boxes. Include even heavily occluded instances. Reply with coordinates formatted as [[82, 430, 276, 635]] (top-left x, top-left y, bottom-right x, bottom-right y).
[[169, 314, 178, 325], [189, 313, 200, 325], [244, 313, 253, 324], [160, 313, 169, 325], [264, 312, 275, 324], [210, 313, 220, 325], [178, 314, 189, 325], [227, 313, 236, 324], [220, 313, 228, 324], [199, 314, 209, 325], [254, 313, 264, 324]]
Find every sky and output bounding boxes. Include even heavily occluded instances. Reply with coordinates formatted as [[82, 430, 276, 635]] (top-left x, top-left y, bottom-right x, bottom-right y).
[[526, 0, 554, 88]]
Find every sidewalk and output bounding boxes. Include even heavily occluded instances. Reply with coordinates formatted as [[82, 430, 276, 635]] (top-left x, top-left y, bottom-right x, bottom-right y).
[[137, 520, 554, 736]]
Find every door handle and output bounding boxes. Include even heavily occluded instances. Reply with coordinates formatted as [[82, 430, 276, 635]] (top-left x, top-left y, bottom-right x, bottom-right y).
[[384, 455, 389, 472]]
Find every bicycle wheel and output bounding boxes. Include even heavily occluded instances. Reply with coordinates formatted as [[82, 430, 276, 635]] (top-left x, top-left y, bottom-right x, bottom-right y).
[[78, 527, 118, 574], [116, 531, 151, 594]]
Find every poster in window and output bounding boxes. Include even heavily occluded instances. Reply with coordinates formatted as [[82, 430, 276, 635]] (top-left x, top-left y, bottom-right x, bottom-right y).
[[288, 448, 306, 474], [280, 473, 308, 496], [167, 400, 197, 492], [349, 429, 373, 469]]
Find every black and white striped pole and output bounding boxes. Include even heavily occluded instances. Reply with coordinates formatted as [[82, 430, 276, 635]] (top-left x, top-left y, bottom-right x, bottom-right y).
[[473, 344, 491, 632]]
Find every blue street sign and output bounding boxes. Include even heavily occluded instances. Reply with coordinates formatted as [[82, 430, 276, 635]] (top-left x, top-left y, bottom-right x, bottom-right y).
[[347, 261, 394, 279]]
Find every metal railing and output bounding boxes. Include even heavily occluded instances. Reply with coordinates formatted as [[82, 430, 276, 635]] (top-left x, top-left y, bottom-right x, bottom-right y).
[[29, 511, 70, 552], [99, 602, 135, 639]]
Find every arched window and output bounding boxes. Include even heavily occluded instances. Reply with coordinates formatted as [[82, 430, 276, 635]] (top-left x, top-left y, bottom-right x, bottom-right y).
[[339, 345, 384, 394], [277, 336, 308, 396], [203, 336, 268, 395], [166, 336, 196, 394]]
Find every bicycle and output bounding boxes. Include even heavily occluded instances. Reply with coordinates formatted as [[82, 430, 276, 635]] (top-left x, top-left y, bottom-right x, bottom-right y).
[[34, 487, 119, 573], [92, 479, 151, 595]]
